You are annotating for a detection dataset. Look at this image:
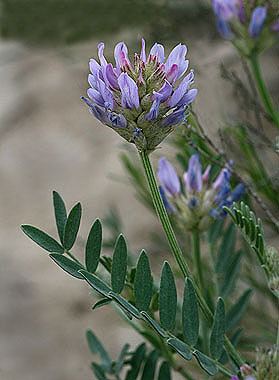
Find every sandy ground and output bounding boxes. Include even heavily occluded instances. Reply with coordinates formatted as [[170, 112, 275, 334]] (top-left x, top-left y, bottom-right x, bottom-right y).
[[0, 34, 277, 380]]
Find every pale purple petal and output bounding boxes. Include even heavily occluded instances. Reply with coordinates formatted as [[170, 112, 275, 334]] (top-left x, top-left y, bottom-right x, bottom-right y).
[[97, 42, 107, 66], [114, 42, 130, 69], [168, 71, 194, 108], [140, 38, 146, 63], [89, 58, 101, 76], [162, 106, 185, 127], [184, 154, 202, 193], [177, 88, 198, 107], [149, 43, 165, 62], [166, 64, 179, 83], [157, 157, 180, 196], [249, 6, 267, 38], [217, 18, 233, 39], [213, 168, 231, 190], [103, 63, 119, 90], [108, 112, 127, 128], [152, 80, 173, 103], [145, 99, 160, 121], [87, 88, 105, 107], [165, 44, 188, 78], [118, 72, 140, 109], [202, 165, 211, 183]]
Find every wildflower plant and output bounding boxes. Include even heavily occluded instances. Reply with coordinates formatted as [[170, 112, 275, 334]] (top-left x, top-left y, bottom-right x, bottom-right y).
[[21, 35, 278, 380]]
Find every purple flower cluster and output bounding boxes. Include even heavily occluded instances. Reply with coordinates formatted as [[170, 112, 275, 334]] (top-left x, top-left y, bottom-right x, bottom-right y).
[[157, 154, 244, 230], [212, 0, 270, 39], [82, 40, 197, 152]]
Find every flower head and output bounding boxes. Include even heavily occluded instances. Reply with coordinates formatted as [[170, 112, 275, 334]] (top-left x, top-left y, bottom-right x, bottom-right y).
[[82, 40, 197, 152], [157, 153, 244, 230], [248, 6, 267, 38]]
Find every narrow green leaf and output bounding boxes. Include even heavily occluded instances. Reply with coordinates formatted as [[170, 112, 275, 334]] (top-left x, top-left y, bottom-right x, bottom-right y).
[[79, 270, 112, 297], [141, 311, 168, 338], [193, 350, 218, 376], [63, 202, 82, 250], [114, 344, 130, 374], [111, 235, 127, 293], [86, 329, 111, 370], [158, 361, 171, 380], [182, 278, 199, 346], [134, 250, 153, 311], [210, 298, 226, 360], [220, 250, 242, 298], [159, 262, 177, 331], [92, 298, 112, 310], [21, 225, 64, 254], [208, 219, 224, 245], [226, 289, 253, 331], [52, 191, 67, 243], [49, 254, 84, 279], [91, 363, 108, 380], [125, 343, 146, 380], [167, 338, 192, 361], [215, 223, 236, 273], [141, 350, 158, 380], [85, 219, 102, 273], [109, 292, 141, 319]]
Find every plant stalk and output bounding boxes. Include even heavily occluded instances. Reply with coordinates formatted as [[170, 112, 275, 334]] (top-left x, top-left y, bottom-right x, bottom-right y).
[[249, 54, 279, 129]]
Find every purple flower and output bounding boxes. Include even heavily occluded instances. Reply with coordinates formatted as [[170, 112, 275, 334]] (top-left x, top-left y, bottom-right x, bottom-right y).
[[157, 158, 180, 197], [118, 73, 140, 109], [231, 377, 239, 380], [183, 154, 203, 193], [212, 0, 241, 21], [248, 6, 267, 38], [82, 40, 197, 151], [217, 18, 233, 39]]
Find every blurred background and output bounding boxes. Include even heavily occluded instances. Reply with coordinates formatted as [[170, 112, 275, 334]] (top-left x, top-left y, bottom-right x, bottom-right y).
[[0, 1, 278, 379]]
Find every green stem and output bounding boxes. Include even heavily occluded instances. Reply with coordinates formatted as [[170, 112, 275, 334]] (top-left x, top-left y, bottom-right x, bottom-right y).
[[249, 53, 279, 129], [139, 150, 244, 367], [66, 250, 85, 267], [192, 230, 204, 291]]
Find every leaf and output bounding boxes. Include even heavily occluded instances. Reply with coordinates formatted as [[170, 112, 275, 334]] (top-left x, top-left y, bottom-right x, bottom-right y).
[[49, 254, 84, 279], [158, 361, 172, 380], [220, 250, 242, 298], [134, 250, 153, 311], [141, 350, 158, 380], [208, 219, 224, 245], [79, 270, 112, 297], [215, 223, 236, 273], [111, 235, 127, 293], [109, 292, 141, 319], [226, 289, 253, 331], [141, 311, 168, 339], [182, 278, 199, 346], [167, 338, 192, 361], [91, 363, 108, 380], [85, 219, 102, 273], [125, 343, 146, 380], [193, 350, 218, 376], [21, 225, 64, 254], [86, 329, 111, 370], [210, 297, 226, 360], [92, 298, 112, 310], [52, 191, 67, 243], [114, 343, 130, 374], [159, 262, 177, 331], [63, 202, 82, 250]]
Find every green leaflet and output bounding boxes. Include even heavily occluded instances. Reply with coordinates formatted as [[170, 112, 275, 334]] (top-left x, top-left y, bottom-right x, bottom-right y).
[[167, 338, 192, 361], [210, 297, 226, 360], [91, 363, 108, 380], [125, 343, 146, 380], [79, 270, 112, 297], [49, 253, 84, 279], [134, 250, 153, 311], [159, 261, 177, 331], [182, 278, 199, 346], [141, 311, 168, 339], [52, 191, 67, 244], [109, 292, 141, 319], [21, 225, 64, 254], [85, 219, 102, 273], [141, 350, 158, 380], [111, 234, 127, 293], [226, 289, 253, 331], [86, 329, 112, 371], [193, 350, 218, 376], [158, 361, 172, 380], [220, 250, 242, 298], [113, 344, 130, 374], [92, 298, 112, 310], [63, 202, 82, 250]]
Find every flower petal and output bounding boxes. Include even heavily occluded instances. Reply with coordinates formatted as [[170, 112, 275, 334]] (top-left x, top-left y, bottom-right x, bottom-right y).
[[248, 6, 267, 38], [118, 72, 140, 109], [157, 157, 180, 196], [183, 154, 202, 193]]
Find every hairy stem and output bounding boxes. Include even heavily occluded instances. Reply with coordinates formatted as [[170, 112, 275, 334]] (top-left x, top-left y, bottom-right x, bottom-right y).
[[139, 150, 244, 367], [249, 54, 279, 129]]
